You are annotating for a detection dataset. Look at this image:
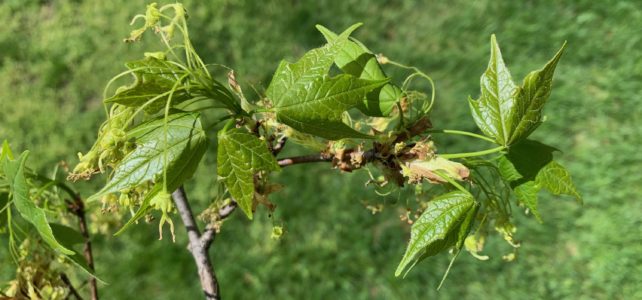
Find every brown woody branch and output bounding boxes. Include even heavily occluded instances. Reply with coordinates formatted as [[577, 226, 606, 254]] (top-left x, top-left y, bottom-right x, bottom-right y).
[[60, 273, 83, 300], [169, 117, 431, 300], [172, 186, 220, 300], [66, 196, 98, 300], [277, 153, 333, 167], [276, 116, 431, 170]]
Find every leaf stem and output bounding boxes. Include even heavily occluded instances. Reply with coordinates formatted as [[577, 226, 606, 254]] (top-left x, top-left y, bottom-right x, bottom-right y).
[[433, 170, 468, 194], [439, 146, 505, 159], [277, 153, 333, 167], [428, 129, 496, 143]]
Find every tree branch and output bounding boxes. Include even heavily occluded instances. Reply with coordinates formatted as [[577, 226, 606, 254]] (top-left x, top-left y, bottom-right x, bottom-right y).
[[60, 273, 84, 300], [66, 196, 98, 300], [276, 116, 431, 170], [271, 136, 288, 155], [172, 186, 220, 300], [200, 201, 237, 250], [277, 153, 332, 167]]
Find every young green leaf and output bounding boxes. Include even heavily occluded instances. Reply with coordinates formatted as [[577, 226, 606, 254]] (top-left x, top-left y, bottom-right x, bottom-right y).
[[468, 34, 516, 146], [469, 35, 566, 146], [275, 74, 388, 139], [105, 57, 191, 113], [497, 140, 581, 222], [88, 112, 207, 202], [317, 25, 402, 117], [3, 151, 74, 255], [217, 128, 280, 219], [266, 23, 388, 139], [416, 201, 479, 261], [508, 43, 566, 144], [395, 190, 475, 277]]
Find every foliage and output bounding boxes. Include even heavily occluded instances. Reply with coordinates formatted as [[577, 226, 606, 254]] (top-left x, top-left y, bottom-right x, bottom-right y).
[[2, 0, 640, 299]]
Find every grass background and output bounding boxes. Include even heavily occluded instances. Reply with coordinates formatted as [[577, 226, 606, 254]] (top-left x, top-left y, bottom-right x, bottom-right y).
[[1, 0, 641, 299]]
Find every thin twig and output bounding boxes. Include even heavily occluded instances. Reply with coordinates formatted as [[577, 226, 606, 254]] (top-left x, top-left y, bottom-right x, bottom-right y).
[[60, 273, 84, 300], [67, 196, 98, 300], [276, 116, 430, 169], [172, 186, 220, 300], [200, 201, 237, 250], [277, 153, 333, 167], [271, 136, 287, 155]]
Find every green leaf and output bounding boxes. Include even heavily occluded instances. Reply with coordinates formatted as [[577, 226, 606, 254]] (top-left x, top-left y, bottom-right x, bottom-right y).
[[275, 74, 388, 139], [88, 112, 207, 202], [266, 24, 388, 139], [536, 161, 582, 201], [513, 181, 542, 221], [508, 43, 567, 144], [1, 140, 14, 161], [468, 34, 517, 146], [417, 200, 479, 261], [395, 190, 475, 277], [3, 151, 74, 255], [105, 57, 191, 114], [217, 128, 280, 219], [497, 140, 581, 222], [317, 25, 402, 117], [469, 35, 566, 146]]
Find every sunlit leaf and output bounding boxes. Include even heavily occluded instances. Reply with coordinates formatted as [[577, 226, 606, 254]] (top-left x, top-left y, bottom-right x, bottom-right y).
[[317, 25, 402, 117], [88, 112, 207, 202], [468, 34, 516, 146], [395, 190, 475, 277], [508, 43, 566, 144], [469, 35, 566, 146], [266, 23, 388, 139], [275, 74, 388, 139]]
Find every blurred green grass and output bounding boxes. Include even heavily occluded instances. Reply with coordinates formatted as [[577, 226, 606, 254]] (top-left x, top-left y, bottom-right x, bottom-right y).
[[1, 0, 641, 299]]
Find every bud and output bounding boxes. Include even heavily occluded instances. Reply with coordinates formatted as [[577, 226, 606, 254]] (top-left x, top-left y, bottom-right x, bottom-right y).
[[376, 54, 390, 64]]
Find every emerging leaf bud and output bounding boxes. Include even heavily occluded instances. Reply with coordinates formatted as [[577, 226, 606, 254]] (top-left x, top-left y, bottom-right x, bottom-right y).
[[402, 156, 470, 184]]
